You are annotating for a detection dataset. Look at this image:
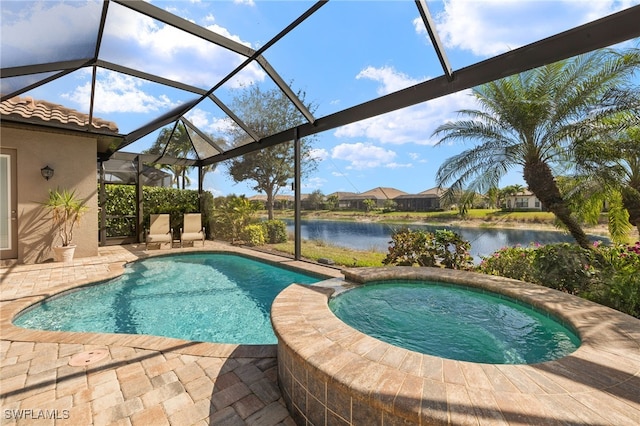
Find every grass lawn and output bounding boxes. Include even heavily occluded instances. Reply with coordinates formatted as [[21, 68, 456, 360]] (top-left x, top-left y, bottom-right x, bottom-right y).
[[270, 208, 560, 225], [266, 240, 386, 267]]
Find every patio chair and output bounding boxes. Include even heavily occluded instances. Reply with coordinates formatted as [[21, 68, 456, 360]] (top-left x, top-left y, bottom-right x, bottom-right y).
[[146, 214, 173, 249], [180, 213, 205, 247]]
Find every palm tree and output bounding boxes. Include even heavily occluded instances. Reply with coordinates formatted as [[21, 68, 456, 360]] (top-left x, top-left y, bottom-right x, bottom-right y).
[[484, 187, 500, 209], [572, 124, 640, 240], [144, 124, 194, 188], [433, 48, 640, 249]]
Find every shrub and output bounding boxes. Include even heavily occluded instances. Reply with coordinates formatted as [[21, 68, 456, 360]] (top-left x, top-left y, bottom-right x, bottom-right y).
[[103, 185, 136, 237], [211, 195, 258, 242], [476, 241, 640, 318], [531, 243, 598, 294], [262, 220, 288, 243], [144, 187, 204, 238], [383, 228, 473, 270], [476, 243, 597, 294], [242, 224, 265, 246], [102, 185, 213, 239], [476, 245, 536, 283], [584, 242, 640, 318]]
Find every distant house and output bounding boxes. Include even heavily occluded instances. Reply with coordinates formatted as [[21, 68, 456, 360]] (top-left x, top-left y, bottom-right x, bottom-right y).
[[326, 192, 358, 209], [248, 194, 295, 210], [395, 187, 444, 212], [505, 191, 543, 211], [338, 187, 408, 210]]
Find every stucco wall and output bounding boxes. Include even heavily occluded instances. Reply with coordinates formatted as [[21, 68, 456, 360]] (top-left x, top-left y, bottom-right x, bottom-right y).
[[1, 125, 98, 263]]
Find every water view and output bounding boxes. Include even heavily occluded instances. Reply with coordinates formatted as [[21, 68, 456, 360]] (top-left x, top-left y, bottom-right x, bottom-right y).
[[286, 220, 608, 261]]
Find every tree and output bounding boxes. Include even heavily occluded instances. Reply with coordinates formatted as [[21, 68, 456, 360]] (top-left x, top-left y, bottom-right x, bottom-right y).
[[306, 189, 325, 210], [363, 198, 376, 212], [501, 184, 525, 211], [144, 124, 193, 189], [226, 85, 318, 220], [325, 194, 339, 211], [485, 187, 500, 209], [572, 124, 640, 240], [144, 123, 219, 189], [619, 126, 640, 237], [433, 48, 640, 249]]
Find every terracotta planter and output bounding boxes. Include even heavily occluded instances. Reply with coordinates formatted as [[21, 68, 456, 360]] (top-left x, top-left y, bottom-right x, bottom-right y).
[[53, 245, 76, 263]]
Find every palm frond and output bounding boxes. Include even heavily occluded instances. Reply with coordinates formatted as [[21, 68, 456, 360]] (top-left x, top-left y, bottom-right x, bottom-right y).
[[607, 192, 633, 243]]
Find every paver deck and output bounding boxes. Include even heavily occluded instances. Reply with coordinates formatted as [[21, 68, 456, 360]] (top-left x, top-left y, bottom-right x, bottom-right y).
[[2, 242, 639, 425], [1, 242, 341, 425]]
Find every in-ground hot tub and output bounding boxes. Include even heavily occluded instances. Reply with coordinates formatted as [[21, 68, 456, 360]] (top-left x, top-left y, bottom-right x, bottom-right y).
[[329, 280, 580, 365], [271, 267, 640, 425]]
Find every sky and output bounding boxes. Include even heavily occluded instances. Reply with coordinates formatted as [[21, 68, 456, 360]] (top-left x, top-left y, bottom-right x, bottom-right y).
[[3, 0, 639, 197]]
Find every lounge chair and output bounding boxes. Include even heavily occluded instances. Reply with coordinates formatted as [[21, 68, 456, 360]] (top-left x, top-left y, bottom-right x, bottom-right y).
[[146, 214, 173, 249], [180, 213, 205, 247]]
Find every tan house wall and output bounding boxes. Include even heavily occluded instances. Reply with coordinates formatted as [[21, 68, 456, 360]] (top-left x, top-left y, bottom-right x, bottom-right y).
[[1, 125, 98, 264]]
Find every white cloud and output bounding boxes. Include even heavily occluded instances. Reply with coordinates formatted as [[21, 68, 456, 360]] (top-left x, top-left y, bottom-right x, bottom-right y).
[[185, 108, 235, 136], [408, 152, 428, 163], [334, 90, 475, 145], [337, 66, 476, 145], [331, 143, 397, 170], [421, 0, 639, 57], [1, 2, 102, 66], [101, 1, 265, 89], [302, 177, 327, 190], [308, 148, 329, 162], [205, 186, 225, 197], [385, 162, 413, 169], [356, 66, 421, 95], [62, 71, 180, 114], [233, 0, 256, 5]]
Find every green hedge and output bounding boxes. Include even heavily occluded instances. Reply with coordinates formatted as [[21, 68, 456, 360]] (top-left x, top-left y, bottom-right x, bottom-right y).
[[103, 185, 214, 239]]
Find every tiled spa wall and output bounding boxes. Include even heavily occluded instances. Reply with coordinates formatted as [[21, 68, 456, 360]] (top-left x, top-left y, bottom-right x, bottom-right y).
[[277, 340, 413, 426]]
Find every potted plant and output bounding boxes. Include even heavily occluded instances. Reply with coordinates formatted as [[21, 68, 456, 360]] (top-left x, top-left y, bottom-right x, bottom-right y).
[[44, 188, 89, 262]]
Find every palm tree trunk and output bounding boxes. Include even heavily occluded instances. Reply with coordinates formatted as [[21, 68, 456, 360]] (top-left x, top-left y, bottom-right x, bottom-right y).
[[524, 160, 591, 249]]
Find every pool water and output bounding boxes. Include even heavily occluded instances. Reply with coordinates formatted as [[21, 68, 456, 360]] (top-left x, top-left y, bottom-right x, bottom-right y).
[[329, 281, 580, 364], [15, 253, 320, 344]]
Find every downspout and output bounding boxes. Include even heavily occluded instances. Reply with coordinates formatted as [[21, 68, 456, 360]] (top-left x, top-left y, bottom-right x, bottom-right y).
[[99, 160, 106, 246]]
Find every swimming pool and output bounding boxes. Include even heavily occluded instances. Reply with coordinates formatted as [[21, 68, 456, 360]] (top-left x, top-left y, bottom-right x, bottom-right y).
[[329, 280, 580, 364], [14, 253, 320, 344]]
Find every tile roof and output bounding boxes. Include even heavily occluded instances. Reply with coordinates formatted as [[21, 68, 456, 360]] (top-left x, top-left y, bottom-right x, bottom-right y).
[[358, 187, 408, 199], [0, 96, 119, 133]]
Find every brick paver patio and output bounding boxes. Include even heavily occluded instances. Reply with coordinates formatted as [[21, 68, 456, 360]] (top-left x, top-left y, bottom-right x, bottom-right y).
[[1, 242, 341, 425]]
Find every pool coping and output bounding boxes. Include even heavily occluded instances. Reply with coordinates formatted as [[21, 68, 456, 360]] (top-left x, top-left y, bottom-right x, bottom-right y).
[[0, 243, 343, 359], [272, 266, 640, 425]]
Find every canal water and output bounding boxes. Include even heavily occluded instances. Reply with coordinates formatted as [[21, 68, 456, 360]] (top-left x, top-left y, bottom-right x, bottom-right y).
[[285, 219, 607, 260]]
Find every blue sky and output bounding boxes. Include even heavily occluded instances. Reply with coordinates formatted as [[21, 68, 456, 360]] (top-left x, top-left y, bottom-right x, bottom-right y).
[[4, 0, 639, 197]]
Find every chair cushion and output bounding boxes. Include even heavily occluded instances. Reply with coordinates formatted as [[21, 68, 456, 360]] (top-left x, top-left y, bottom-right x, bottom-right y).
[[181, 232, 204, 241], [147, 233, 172, 243]]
